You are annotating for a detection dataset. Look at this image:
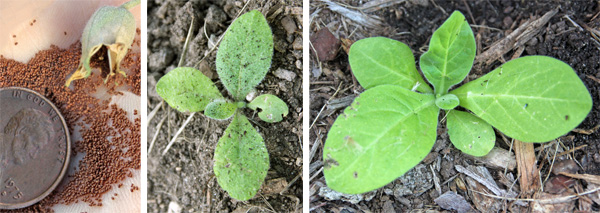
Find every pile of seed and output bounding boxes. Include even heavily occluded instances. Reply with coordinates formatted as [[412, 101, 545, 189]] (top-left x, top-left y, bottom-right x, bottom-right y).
[[0, 39, 140, 212]]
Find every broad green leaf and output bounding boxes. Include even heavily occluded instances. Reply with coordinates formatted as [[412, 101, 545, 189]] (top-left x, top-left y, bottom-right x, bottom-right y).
[[213, 113, 269, 200], [349, 37, 432, 93], [447, 110, 495, 156], [205, 99, 236, 120], [420, 11, 476, 96], [156, 67, 223, 112], [247, 94, 289, 123], [216, 10, 273, 101], [451, 56, 592, 142], [435, 94, 459, 110], [323, 85, 439, 194]]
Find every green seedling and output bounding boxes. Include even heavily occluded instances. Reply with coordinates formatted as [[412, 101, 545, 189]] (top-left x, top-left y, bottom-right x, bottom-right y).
[[156, 10, 289, 201], [65, 0, 139, 87], [323, 11, 592, 194]]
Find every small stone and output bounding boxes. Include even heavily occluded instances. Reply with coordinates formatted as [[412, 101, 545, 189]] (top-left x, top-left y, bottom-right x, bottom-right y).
[[281, 16, 297, 35], [278, 81, 288, 92], [310, 28, 340, 62], [434, 191, 473, 213], [246, 89, 257, 102], [206, 6, 227, 25], [311, 67, 322, 78], [198, 60, 217, 80], [292, 37, 302, 50], [148, 49, 174, 73], [552, 159, 579, 175], [526, 37, 538, 46], [503, 16, 513, 28], [168, 201, 182, 213], [261, 177, 288, 194], [274, 68, 296, 81]]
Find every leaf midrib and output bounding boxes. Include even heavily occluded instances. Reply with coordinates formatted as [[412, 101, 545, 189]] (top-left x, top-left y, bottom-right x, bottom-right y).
[[456, 93, 589, 104], [436, 21, 464, 95]]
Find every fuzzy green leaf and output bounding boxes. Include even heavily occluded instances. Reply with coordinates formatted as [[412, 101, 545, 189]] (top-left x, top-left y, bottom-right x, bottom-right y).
[[435, 94, 459, 110], [451, 56, 592, 142], [420, 11, 476, 96], [447, 110, 495, 156], [323, 85, 439, 194], [156, 67, 223, 113], [205, 99, 236, 120], [213, 113, 269, 200], [247, 94, 288, 123], [216, 10, 273, 101], [349, 37, 432, 93]]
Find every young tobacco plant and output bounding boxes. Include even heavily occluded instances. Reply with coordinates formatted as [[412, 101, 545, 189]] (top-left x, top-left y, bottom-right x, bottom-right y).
[[155, 10, 289, 200], [323, 11, 592, 194]]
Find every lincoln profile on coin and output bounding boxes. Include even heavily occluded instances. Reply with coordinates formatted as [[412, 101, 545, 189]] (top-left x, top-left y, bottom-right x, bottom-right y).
[[0, 108, 54, 167]]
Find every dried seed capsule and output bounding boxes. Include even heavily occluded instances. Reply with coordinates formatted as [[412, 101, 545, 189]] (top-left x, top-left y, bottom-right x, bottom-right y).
[[65, 0, 139, 87]]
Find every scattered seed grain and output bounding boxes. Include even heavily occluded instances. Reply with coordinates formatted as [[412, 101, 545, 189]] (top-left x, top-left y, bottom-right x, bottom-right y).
[[0, 34, 141, 212]]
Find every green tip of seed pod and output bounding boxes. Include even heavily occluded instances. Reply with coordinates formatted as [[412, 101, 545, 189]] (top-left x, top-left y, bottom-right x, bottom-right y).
[[65, 2, 137, 87]]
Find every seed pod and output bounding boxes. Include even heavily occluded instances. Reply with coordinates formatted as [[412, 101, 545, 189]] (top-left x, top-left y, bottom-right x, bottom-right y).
[[65, 0, 139, 87]]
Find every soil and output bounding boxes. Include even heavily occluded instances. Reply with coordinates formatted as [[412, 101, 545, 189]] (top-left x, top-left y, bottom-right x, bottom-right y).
[[146, 0, 303, 212], [310, 0, 600, 212]]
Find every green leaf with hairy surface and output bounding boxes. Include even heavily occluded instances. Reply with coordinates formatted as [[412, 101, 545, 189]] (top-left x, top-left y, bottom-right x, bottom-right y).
[[349, 37, 432, 93], [213, 113, 269, 201], [247, 94, 289, 123], [435, 94, 459, 110], [447, 110, 495, 156], [323, 85, 439, 194], [451, 56, 592, 142], [205, 99, 236, 120], [216, 10, 273, 101], [156, 67, 223, 113], [420, 11, 476, 95]]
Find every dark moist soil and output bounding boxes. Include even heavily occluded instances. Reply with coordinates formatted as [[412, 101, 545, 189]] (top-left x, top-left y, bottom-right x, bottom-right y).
[[310, 0, 600, 212], [147, 0, 302, 212]]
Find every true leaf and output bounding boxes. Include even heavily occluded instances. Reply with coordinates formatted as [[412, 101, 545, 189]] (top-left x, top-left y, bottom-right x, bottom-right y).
[[213, 113, 269, 200], [447, 110, 495, 156], [247, 94, 289, 123], [216, 10, 273, 101], [435, 93, 459, 110], [156, 67, 223, 113], [323, 85, 439, 194], [205, 99, 236, 120], [451, 56, 592, 142], [420, 11, 476, 96], [349, 37, 432, 93]]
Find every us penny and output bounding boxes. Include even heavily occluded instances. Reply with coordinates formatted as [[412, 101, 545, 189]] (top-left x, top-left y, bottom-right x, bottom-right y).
[[0, 87, 70, 210]]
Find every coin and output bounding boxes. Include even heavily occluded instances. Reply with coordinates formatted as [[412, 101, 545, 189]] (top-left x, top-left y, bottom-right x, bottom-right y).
[[0, 87, 70, 210]]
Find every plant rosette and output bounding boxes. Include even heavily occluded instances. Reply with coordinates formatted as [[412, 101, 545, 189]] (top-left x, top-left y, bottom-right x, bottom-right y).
[[155, 10, 289, 200], [323, 11, 592, 194]]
